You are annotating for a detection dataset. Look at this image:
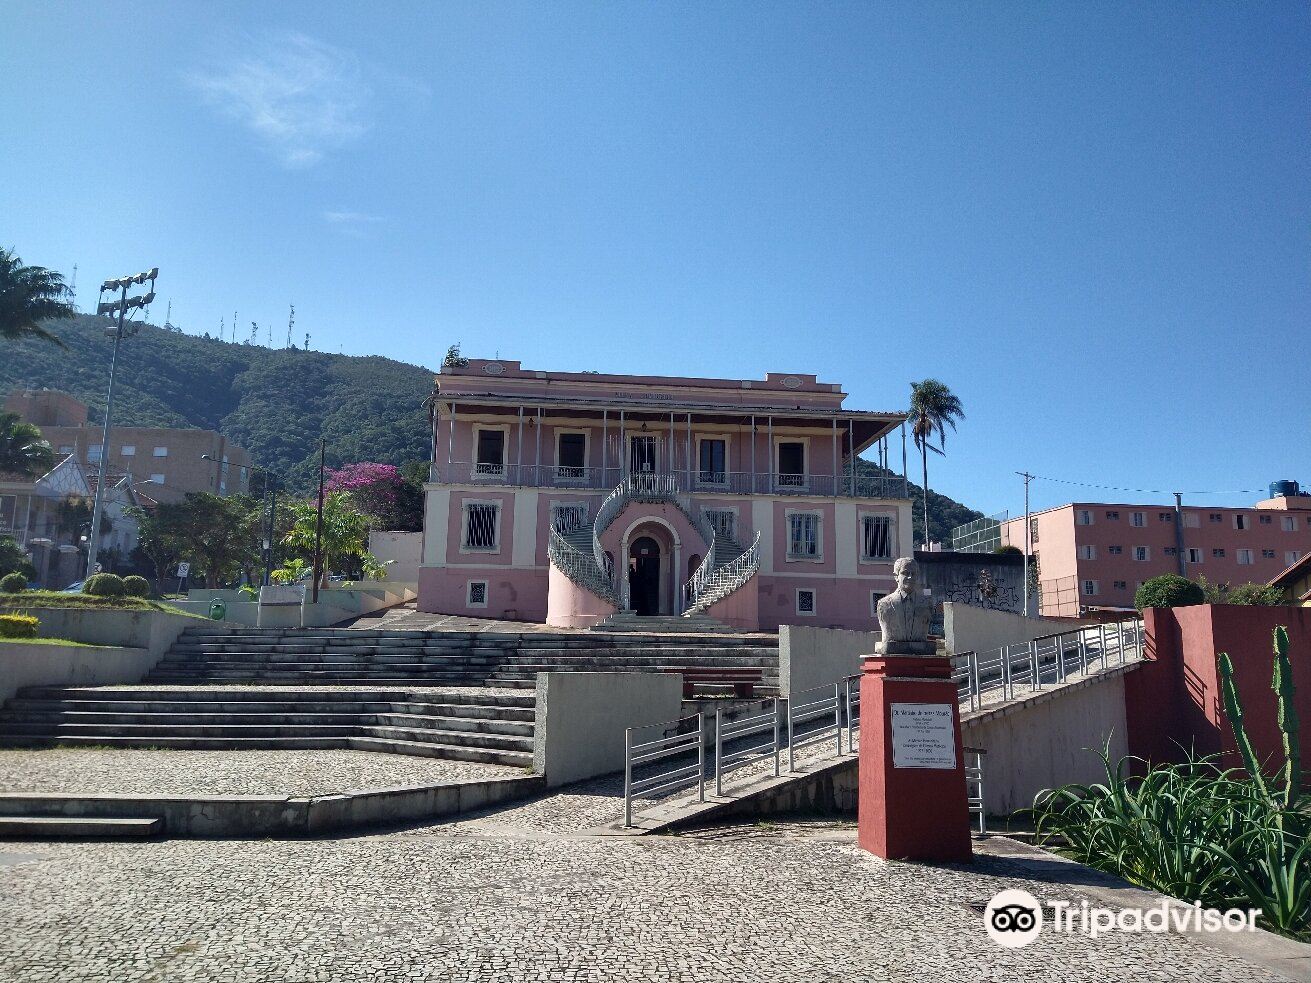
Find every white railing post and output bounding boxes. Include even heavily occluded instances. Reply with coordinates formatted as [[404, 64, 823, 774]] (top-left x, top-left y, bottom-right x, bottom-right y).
[[773, 697, 782, 776], [623, 727, 633, 827], [1098, 622, 1107, 666], [1029, 638, 1039, 691], [968, 650, 979, 711], [843, 677, 853, 753], [1055, 633, 1065, 683], [1002, 645, 1011, 701], [834, 682, 843, 756], [787, 697, 796, 772], [714, 708, 723, 797], [696, 713, 706, 803]]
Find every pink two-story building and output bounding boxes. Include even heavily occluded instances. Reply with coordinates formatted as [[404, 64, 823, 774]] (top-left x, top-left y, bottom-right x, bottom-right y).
[[419, 360, 914, 631]]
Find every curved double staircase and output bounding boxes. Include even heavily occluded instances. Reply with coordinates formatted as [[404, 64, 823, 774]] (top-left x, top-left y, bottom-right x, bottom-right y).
[[545, 473, 760, 621]]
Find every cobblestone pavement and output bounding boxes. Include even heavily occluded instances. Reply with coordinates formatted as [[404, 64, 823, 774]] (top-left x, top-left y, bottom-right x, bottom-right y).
[[0, 806, 1289, 981], [0, 748, 519, 797]]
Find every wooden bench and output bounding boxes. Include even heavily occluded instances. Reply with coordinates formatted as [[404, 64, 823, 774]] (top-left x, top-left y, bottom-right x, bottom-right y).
[[664, 667, 763, 699]]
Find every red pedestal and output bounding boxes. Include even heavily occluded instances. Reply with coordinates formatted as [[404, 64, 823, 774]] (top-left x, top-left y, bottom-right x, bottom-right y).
[[858, 655, 973, 863]]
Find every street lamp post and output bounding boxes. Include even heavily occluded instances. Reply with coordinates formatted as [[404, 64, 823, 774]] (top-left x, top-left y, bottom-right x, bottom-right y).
[[86, 267, 157, 579]]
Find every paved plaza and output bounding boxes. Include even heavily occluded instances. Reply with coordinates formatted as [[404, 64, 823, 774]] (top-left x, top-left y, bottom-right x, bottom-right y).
[[0, 748, 519, 797], [0, 782, 1292, 982]]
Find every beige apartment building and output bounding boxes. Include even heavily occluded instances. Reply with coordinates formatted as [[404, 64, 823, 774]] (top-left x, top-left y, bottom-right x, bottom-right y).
[[5, 389, 252, 501]]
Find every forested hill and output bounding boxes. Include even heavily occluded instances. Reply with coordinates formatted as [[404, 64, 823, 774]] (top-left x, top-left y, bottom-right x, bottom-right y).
[[2, 315, 436, 490], [4, 315, 985, 539]]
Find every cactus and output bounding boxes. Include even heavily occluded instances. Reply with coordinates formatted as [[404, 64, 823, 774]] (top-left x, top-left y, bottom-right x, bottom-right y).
[[1218, 650, 1272, 804], [1271, 626, 1302, 808], [1217, 626, 1303, 809]]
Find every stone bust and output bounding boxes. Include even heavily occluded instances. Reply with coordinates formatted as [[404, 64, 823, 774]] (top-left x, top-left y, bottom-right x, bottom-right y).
[[876, 557, 936, 655]]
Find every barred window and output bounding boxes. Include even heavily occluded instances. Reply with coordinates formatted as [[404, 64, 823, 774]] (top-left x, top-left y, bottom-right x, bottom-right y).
[[787, 512, 820, 559], [551, 503, 588, 536], [796, 589, 816, 615], [861, 515, 893, 561], [467, 581, 488, 607], [462, 502, 500, 550]]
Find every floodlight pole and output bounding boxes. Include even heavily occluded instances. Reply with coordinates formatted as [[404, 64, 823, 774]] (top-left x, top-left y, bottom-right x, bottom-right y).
[[1017, 471, 1035, 618], [86, 268, 157, 578], [312, 439, 326, 604]]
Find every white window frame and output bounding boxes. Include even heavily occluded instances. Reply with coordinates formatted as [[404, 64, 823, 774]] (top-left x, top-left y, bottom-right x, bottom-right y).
[[152, 446, 168, 458], [57, 444, 74, 455], [1283, 516, 1299, 532], [87, 445, 102, 462], [859, 512, 895, 563], [1082, 580, 1099, 596], [1183, 513, 1200, 528], [1077, 544, 1096, 560], [553, 429, 589, 484], [1237, 549, 1254, 566], [627, 433, 660, 475], [795, 587, 817, 617], [460, 499, 502, 553], [695, 434, 732, 488], [120, 445, 135, 457], [1187, 548, 1203, 564], [472, 424, 510, 479], [149, 473, 166, 485], [1130, 511, 1145, 528], [1287, 551, 1302, 567], [1076, 509, 1094, 526], [773, 436, 808, 491], [466, 580, 489, 608], [1133, 546, 1150, 561], [1234, 514, 1249, 530], [784, 509, 823, 562]]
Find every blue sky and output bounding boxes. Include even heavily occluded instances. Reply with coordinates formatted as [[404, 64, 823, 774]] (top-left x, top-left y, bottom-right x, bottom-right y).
[[3, 2, 1307, 518]]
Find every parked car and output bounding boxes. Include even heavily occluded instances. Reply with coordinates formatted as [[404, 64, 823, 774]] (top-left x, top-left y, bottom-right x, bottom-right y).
[[61, 580, 85, 594]]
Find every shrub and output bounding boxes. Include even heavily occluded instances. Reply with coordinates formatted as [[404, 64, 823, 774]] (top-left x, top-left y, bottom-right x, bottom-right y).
[[0, 613, 39, 639], [0, 572, 26, 594], [82, 573, 125, 597], [122, 575, 150, 598], [992, 545, 1023, 556], [1135, 574, 1204, 610], [1225, 583, 1287, 606]]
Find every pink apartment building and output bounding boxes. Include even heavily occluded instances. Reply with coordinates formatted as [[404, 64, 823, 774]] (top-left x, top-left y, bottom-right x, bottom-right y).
[[420, 359, 915, 631], [1001, 491, 1311, 615]]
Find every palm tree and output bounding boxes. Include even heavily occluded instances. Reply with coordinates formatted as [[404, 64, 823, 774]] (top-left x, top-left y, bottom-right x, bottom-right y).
[[0, 247, 76, 346], [282, 491, 374, 587], [909, 379, 965, 547], [0, 412, 56, 477]]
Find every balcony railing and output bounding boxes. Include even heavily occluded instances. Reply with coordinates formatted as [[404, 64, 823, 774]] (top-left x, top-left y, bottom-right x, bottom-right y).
[[433, 463, 907, 499]]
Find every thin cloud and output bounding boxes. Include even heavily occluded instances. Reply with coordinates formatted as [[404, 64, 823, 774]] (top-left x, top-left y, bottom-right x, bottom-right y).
[[189, 33, 370, 168], [323, 210, 384, 224]]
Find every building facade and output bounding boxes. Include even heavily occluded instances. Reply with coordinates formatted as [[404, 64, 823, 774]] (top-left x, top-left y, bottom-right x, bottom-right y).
[[420, 360, 914, 631], [1002, 492, 1311, 615], [4, 389, 252, 501]]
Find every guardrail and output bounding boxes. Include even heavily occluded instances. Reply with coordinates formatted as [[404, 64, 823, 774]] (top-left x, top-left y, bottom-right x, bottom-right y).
[[620, 622, 1143, 829], [951, 617, 1144, 712]]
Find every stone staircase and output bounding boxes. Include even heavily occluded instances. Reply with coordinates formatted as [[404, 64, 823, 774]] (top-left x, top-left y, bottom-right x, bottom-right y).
[[0, 686, 536, 766], [135, 625, 778, 694]]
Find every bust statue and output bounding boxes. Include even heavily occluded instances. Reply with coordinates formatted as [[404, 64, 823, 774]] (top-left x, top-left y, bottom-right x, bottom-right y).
[[876, 557, 936, 655]]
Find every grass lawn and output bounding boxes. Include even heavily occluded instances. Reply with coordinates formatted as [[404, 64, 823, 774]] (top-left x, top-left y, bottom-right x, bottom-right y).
[[0, 591, 199, 616], [0, 636, 111, 648]]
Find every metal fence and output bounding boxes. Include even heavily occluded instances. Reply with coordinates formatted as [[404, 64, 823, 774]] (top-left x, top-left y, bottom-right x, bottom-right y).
[[951, 617, 1144, 712], [621, 619, 1144, 829]]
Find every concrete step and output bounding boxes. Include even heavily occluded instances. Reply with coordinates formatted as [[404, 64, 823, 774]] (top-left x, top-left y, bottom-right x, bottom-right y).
[[0, 711, 533, 736], [0, 816, 162, 839], [17, 688, 535, 708], [346, 736, 532, 767], [5, 699, 535, 719]]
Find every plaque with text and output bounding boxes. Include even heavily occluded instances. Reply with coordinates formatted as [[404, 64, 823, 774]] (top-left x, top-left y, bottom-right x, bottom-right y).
[[890, 703, 957, 769]]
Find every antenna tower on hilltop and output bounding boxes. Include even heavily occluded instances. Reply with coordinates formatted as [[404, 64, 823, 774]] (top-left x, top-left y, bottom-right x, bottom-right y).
[[287, 304, 295, 348], [70, 264, 78, 312], [304, 331, 310, 351]]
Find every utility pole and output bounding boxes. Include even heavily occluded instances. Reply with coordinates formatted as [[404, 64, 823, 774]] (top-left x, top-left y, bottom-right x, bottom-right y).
[[1016, 471, 1035, 617], [87, 267, 158, 578], [312, 438, 326, 604], [1173, 492, 1187, 576]]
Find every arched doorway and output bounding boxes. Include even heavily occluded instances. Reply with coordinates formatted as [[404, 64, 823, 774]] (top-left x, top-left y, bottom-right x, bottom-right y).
[[628, 536, 662, 616]]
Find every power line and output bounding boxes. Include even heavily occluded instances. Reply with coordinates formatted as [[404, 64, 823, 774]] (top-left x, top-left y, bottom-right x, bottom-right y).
[[1026, 473, 1268, 496]]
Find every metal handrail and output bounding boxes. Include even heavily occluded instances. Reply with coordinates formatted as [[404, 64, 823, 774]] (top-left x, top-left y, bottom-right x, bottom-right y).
[[623, 712, 706, 826], [681, 529, 717, 610], [684, 532, 762, 615], [547, 526, 618, 605]]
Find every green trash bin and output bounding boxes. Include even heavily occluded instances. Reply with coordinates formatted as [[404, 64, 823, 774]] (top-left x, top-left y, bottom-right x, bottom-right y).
[[209, 599, 227, 621]]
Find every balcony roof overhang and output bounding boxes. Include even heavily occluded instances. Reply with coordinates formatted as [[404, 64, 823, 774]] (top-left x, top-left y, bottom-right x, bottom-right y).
[[437, 393, 906, 455]]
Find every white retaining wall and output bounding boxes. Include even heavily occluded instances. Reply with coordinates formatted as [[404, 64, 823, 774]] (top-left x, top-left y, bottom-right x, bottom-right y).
[[778, 625, 876, 697], [533, 672, 684, 787], [944, 603, 1088, 657], [0, 642, 157, 703]]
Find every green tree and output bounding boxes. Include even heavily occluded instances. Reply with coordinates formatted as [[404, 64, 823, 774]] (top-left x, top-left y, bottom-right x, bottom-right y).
[[282, 491, 375, 587], [0, 412, 55, 477], [171, 493, 262, 588], [125, 503, 189, 587], [908, 379, 965, 547], [0, 248, 75, 346], [0, 536, 35, 580]]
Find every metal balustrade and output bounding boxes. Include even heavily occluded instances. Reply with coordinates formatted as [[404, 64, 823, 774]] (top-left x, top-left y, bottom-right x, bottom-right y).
[[623, 713, 706, 827], [682, 529, 718, 611], [547, 527, 618, 605], [952, 617, 1145, 712], [684, 532, 762, 614], [435, 463, 907, 500]]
